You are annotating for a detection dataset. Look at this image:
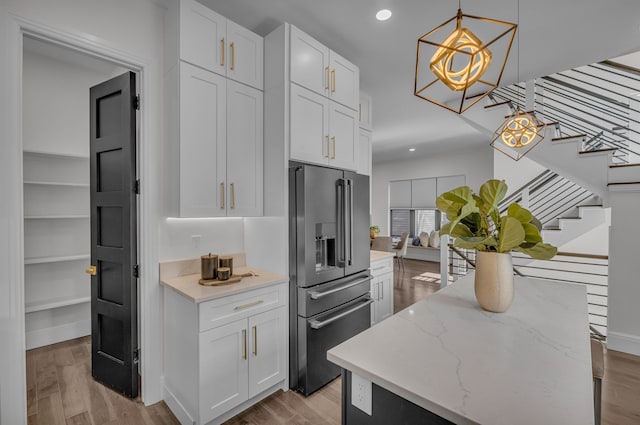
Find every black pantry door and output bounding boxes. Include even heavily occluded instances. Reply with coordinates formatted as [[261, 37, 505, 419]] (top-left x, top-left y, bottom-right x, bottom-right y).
[[88, 71, 138, 398]]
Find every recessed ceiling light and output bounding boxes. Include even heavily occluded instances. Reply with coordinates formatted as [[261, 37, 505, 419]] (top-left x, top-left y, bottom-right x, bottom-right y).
[[409, 148, 416, 152], [376, 9, 392, 21]]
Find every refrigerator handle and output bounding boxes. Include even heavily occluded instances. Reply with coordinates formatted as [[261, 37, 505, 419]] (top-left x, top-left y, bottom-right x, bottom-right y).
[[348, 179, 354, 266], [337, 178, 346, 267]]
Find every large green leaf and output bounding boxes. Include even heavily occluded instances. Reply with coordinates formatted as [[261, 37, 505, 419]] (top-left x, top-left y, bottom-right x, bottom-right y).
[[521, 222, 542, 243], [497, 216, 525, 253], [507, 203, 533, 224], [479, 179, 507, 215], [436, 186, 479, 231], [514, 243, 557, 260], [453, 236, 490, 250]]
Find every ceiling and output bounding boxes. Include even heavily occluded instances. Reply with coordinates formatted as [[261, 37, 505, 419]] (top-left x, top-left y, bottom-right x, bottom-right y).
[[202, 0, 640, 163]]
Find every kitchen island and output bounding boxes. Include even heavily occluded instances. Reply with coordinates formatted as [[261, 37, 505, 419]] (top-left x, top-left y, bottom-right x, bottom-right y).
[[327, 273, 594, 425]]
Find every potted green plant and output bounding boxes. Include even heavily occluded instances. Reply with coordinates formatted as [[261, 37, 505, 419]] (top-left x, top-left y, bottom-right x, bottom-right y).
[[370, 225, 380, 239], [436, 179, 557, 312]]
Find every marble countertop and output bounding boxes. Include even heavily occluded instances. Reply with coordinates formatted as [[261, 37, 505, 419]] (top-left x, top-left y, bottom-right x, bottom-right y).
[[159, 253, 288, 303], [370, 250, 395, 262], [327, 273, 594, 425]]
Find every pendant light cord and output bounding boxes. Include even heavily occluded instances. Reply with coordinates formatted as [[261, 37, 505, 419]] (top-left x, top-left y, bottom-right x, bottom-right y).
[[517, 0, 520, 110]]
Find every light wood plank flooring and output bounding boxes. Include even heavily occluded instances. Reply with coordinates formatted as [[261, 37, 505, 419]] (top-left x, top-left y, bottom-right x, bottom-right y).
[[27, 259, 640, 425]]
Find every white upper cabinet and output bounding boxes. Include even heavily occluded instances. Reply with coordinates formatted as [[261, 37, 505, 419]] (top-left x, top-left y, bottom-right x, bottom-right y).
[[357, 129, 372, 176], [359, 91, 373, 131], [328, 102, 358, 171], [175, 0, 263, 90], [290, 25, 359, 110]]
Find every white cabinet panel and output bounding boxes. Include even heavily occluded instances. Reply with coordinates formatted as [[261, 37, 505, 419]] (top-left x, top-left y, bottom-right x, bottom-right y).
[[329, 50, 359, 110], [199, 320, 249, 424], [370, 256, 394, 325], [179, 62, 227, 217], [248, 307, 287, 398], [389, 180, 412, 209], [329, 102, 358, 171], [290, 25, 330, 97], [226, 20, 264, 90], [411, 178, 437, 209], [290, 83, 329, 165], [359, 91, 373, 130], [358, 129, 372, 176], [227, 80, 263, 216], [179, 0, 226, 76]]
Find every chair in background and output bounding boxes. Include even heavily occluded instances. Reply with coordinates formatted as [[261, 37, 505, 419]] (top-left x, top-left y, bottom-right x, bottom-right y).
[[392, 232, 409, 271], [371, 236, 392, 252], [590, 326, 606, 425]]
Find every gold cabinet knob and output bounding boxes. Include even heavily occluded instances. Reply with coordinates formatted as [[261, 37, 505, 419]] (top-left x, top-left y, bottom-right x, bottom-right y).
[[85, 265, 97, 276]]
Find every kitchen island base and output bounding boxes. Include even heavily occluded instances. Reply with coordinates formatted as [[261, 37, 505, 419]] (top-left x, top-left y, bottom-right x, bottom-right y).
[[341, 370, 453, 425]]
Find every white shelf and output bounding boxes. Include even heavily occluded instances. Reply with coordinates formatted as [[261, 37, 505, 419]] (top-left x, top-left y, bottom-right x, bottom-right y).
[[25, 296, 90, 313], [24, 215, 90, 220], [24, 254, 90, 265], [24, 180, 89, 188], [23, 149, 89, 159]]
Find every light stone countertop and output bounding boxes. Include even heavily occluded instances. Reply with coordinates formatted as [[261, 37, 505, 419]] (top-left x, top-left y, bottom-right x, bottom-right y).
[[159, 253, 288, 303], [327, 273, 594, 425], [370, 250, 395, 262]]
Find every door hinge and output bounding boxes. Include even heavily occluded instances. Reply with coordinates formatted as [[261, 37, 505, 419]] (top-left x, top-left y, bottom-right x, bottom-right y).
[[134, 179, 140, 194], [133, 265, 140, 278], [133, 348, 140, 363], [134, 95, 140, 110]]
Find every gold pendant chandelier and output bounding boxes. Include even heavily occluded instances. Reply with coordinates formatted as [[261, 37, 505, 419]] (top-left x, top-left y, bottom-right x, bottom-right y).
[[414, 2, 517, 114], [490, 109, 547, 160]]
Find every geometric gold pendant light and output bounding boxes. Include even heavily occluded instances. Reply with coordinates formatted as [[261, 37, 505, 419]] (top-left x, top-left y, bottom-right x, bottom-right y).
[[414, 2, 517, 114], [490, 109, 547, 160]]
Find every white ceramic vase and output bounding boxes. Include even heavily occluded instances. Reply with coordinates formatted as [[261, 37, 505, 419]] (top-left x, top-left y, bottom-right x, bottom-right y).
[[474, 251, 514, 313]]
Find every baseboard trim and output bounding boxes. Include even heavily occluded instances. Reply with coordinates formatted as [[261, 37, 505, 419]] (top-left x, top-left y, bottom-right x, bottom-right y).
[[25, 319, 90, 350], [163, 385, 194, 425], [607, 331, 640, 356]]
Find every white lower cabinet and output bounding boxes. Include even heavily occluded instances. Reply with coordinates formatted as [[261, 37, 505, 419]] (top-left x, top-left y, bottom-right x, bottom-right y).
[[164, 283, 287, 425], [370, 256, 394, 325]]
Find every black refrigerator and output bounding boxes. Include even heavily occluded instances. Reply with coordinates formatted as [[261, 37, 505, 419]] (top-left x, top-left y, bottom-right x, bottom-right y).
[[289, 163, 372, 395]]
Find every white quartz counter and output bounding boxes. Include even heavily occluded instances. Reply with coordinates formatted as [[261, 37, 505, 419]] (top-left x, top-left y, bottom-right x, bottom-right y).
[[370, 250, 395, 262], [327, 273, 594, 425], [159, 253, 288, 303]]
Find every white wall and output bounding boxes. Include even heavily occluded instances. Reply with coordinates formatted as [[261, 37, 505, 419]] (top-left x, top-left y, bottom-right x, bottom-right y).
[[493, 150, 546, 197], [607, 189, 640, 355], [371, 145, 493, 235]]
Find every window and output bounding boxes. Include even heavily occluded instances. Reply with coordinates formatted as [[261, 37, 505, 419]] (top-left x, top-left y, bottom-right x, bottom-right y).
[[415, 209, 437, 235], [390, 209, 440, 238], [390, 209, 410, 237]]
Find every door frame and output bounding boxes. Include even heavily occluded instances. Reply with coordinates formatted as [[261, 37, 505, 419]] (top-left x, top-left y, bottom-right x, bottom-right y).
[[1, 13, 162, 422]]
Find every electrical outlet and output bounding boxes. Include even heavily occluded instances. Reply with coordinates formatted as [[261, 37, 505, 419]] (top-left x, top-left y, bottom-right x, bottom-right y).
[[351, 373, 372, 415], [191, 235, 201, 248]]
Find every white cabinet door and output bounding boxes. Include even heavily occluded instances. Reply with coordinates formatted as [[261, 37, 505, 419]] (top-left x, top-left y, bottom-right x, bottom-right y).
[[389, 180, 412, 209], [370, 278, 380, 325], [329, 51, 359, 110], [329, 101, 358, 171], [248, 307, 286, 398], [411, 178, 437, 208], [226, 80, 263, 217], [180, 62, 227, 217], [359, 91, 373, 130], [358, 129, 372, 176], [377, 273, 394, 322], [199, 319, 248, 424], [290, 25, 330, 97], [179, 0, 226, 76], [290, 83, 329, 166], [226, 20, 264, 90]]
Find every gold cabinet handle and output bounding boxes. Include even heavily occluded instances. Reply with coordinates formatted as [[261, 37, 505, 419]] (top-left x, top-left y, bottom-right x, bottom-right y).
[[234, 299, 263, 311], [221, 38, 225, 67], [230, 42, 235, 70], [220, 182, 225, 209], [252, 325, 257, 356], [85, 265, 97, 276], [331, 136, 336, 159], [230, 182, 236, 209], [325, 66, 330, 90], [325, 135, 330, 158], [242, 329, 247, 360], [331, 69, 336, 93]]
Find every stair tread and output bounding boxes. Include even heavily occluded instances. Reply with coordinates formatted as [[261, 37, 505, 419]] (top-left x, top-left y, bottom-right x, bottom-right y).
[[608, 181, 640, 186], [577, 204, 603, 208], [610, 163, 640, 168], [579, 147, 617, 154], [504, 110, 536, 119], [552, 134, 586, 142], [543, 227, 561, 231]]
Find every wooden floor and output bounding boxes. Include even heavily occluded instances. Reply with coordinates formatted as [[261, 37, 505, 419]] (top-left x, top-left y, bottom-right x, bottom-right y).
[[27, 259, 640, 425]]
